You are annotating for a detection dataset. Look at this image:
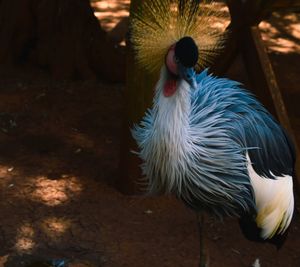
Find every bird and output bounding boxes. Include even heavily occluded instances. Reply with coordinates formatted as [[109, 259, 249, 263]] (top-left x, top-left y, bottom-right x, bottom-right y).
[[130, 0, 295, 249]]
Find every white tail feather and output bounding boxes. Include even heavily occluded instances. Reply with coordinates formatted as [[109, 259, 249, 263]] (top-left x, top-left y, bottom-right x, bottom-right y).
[[247, 154, 294, 239]]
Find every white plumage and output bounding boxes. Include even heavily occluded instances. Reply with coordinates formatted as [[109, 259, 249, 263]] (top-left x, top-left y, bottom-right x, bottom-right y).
[[247, 154, 294, 239]]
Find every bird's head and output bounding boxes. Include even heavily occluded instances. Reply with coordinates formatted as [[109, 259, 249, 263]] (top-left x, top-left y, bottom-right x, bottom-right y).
[[130, 0, 226, 97], [163, 36, 198, 97]]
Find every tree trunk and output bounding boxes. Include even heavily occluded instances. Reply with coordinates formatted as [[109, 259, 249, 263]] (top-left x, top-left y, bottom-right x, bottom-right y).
[[117, 0, 158, 194], [0, 0, 125, 82]]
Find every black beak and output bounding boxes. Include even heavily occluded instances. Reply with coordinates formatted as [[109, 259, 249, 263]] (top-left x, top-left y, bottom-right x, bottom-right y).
[[178, 65, 197, 89]]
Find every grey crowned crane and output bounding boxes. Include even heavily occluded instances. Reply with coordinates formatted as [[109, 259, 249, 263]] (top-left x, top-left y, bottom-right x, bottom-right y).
[[131, 0, 295, 249]]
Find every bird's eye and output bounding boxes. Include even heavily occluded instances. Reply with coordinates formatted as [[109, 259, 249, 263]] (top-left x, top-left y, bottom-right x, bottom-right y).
[[174, 56, 179, 64]]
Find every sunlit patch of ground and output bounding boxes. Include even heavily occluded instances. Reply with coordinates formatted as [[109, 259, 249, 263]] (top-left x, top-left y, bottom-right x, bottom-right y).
[[15, 223, 35, 253], [90, 0, 130, 31], [260, 12, 300, 54], [41, 217, 72, 239], [30, 176, 82, 206]]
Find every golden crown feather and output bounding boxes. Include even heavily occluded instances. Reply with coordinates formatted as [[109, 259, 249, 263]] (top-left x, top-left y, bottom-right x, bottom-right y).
[[130, 0, 228, 74]]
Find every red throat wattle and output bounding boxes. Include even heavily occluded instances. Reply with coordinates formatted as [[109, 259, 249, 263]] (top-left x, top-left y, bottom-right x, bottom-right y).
[[163, 79, 177, 97], [164, 45, 178, 97]]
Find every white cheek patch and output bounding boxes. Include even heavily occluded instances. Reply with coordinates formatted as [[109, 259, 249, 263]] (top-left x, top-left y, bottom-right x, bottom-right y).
[[247, 154, 294, 239]]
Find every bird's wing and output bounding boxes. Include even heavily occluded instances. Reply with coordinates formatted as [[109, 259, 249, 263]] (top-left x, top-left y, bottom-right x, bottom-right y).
[[192, 69, 295, 179], [192, 70, 295, 241]]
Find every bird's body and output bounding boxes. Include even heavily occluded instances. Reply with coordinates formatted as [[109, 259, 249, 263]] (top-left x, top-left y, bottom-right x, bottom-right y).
[[131, 0, 295, 248], [133, 67, 294, 246]]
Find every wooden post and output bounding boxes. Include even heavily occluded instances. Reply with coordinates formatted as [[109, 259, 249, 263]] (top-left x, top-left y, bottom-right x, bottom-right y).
[[117, 0, 158, 194], [241, 26, 300, 189], [216, 0, 300, 190]]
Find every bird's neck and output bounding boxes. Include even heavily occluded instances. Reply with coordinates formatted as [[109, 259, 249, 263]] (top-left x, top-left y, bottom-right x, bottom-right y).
[[154, 66, 191, 137], [150, 67, 192, 193]]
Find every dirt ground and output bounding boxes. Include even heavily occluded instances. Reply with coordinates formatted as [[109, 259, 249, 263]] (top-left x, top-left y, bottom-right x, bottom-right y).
[[0, 1, 300, 267]]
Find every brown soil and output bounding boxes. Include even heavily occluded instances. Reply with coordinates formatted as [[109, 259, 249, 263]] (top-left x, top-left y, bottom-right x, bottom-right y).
[[0, 2, 300, 267]]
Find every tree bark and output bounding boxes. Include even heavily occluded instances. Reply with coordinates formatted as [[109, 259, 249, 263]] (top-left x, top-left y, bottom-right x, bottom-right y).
[[117, 0, 158, 194], [0, 0, 125, 82]]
